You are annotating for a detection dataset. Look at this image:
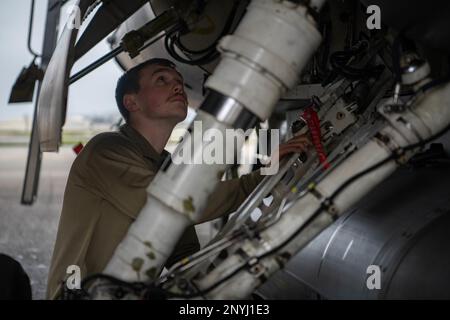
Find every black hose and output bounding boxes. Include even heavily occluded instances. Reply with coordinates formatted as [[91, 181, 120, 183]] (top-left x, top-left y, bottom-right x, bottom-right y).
[[27, 0, 40, 58], [165, 0, 241, 66], [167, 82, 450, 298]]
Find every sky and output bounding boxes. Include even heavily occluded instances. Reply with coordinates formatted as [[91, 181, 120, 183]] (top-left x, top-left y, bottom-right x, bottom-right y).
[[0, 0, 123, 123]]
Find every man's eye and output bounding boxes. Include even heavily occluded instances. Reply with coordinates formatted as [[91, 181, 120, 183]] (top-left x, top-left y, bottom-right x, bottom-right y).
[[156, 76, 167, 83]]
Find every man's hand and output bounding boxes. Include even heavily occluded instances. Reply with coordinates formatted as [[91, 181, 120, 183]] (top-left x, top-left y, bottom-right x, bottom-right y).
[[277, 133, 311, 161], [260, 133, 311, 175]]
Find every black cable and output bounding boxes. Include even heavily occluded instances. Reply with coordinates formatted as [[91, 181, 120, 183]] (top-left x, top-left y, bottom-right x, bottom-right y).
[[329, 41, 384, 80], [168, 30, 220, 65], [392, 34, 403, 84], [165, 261, 250, 299], [27, 0, 40, 58], [164, 0, 240, 66], [337, 41, 384, 77], [81, 273, 146, 293], [165, 31, 219, 65], [74, 92, 450, 300], [76, 118, 450, 301], [167, 93, 450, 298], [258, 118, 450, 259], [175, 0, 240, 55], [260, 120, 450, 262]]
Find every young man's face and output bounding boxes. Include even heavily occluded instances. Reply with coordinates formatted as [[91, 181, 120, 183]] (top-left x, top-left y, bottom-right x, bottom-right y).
[[132, 64, 188, 123]]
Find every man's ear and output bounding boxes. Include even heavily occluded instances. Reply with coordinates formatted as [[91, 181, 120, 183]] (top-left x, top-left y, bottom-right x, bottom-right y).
[[123, 93, 140, 113]]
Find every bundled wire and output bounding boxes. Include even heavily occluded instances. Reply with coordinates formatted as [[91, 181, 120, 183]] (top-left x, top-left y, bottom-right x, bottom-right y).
[[69, 229, 245, 300], [166, 84, 450, 299], [69, 116, 450, 301], [164, 0, 240, 66], [330, 40, 384, 80], [165, 30, 220, 65], [301, 103, 330, 170]]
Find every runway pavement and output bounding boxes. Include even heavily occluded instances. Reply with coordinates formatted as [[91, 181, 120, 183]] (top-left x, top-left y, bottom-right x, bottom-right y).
[[0, 146, 73, 299], [0, 146, 214, 299]]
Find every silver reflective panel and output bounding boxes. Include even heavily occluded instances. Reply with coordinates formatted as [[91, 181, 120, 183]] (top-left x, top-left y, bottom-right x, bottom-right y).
[[38, 23, 78, 151]]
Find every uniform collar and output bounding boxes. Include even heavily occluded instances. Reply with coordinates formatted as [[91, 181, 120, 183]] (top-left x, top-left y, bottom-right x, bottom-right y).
[[119, 123, 170, 168]]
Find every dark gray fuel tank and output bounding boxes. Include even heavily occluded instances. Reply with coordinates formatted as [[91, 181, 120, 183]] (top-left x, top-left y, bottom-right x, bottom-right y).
[[256, 153, 450, 299]]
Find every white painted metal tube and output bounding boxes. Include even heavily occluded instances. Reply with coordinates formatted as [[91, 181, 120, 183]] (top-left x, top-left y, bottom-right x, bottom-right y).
[[206, 0, 323, 120], [104, 197, 191, 281], [196, 82, 450, 299], [103, 0, 325, 286], [104, 109, 240, 282]]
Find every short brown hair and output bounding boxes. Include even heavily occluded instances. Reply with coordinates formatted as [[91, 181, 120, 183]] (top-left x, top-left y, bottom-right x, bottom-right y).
[[115, 58, 178, 121]]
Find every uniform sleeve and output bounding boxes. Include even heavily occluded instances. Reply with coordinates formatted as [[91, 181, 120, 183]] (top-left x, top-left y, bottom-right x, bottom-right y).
[[84, 139, 156, 220], [198, 169, 264, 223], [84, 138, 201, 270], [47, 139, 153, 299]]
